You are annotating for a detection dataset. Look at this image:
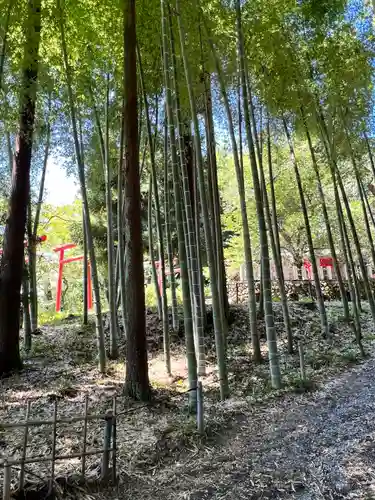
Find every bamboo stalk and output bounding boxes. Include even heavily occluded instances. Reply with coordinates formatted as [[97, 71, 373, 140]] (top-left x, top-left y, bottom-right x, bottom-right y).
[[49, 399, 58, 494], [101, 411, 113, 480], [81, 395, 89, 479], [298, 341, 306, 382], [112, 397, 117, 483], [19, 401, 31, 490], [197, 381, 204, 435]]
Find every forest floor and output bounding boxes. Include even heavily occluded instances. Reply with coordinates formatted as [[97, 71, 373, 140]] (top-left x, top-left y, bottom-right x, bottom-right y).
[[1, 302, 375, 499]]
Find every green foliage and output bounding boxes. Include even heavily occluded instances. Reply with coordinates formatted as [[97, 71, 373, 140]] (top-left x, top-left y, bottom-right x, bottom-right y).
[[145, 282, 183, 308], [38, 310, 70, 326]]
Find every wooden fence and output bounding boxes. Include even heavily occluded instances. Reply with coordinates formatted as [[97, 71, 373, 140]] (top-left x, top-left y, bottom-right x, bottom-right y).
[[0, 396, 117, 499]]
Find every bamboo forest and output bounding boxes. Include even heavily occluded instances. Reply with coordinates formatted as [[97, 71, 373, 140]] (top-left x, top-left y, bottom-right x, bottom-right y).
[[2, 0, 375, 498]]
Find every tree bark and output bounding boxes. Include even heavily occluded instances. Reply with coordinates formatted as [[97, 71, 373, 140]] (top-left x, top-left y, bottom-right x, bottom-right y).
[[0, 0, 41, 376], [123, 0, 150, 401]]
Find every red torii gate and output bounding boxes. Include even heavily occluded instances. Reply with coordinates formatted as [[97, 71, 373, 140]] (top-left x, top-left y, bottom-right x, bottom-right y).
[[154, 260, 181, 295], [304, 257, 333, 279], [54, 243, 92, 312]]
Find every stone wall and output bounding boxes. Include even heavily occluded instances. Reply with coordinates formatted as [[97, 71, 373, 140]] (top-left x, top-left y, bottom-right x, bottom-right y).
[[227, 279, 373, 304]]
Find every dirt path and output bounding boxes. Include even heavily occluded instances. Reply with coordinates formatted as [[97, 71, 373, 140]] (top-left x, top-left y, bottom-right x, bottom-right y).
[[2, 305, 373, 499], [118, 356, 375, 500]]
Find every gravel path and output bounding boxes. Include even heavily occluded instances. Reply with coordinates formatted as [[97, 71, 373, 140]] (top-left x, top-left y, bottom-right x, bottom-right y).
[[123, 356, 375, 499]]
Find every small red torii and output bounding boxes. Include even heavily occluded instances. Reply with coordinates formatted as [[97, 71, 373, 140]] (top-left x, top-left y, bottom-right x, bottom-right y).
[[304, 257, 333, 279], [54, 243, 92, 312], [154, 259, 181, 295]]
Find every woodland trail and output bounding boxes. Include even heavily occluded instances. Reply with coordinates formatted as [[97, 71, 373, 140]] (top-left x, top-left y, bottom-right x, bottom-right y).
[[1, 306, 373, 500], [116, 355, 375, 500]]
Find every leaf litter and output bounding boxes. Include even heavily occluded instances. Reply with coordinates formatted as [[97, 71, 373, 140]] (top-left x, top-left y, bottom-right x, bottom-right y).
[[1, 302, 375, 499]]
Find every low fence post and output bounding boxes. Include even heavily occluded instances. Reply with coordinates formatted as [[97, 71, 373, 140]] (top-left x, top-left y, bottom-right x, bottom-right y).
[[49, 399, 58, 494], [101, 410, 113, 480], [1, 399, 119, 492], [81, 395, 89, 480], [3, 460, 11, 500], [197, 381, 204, 435], [19, 400, 31, 490], [112, 397, 117, 483]]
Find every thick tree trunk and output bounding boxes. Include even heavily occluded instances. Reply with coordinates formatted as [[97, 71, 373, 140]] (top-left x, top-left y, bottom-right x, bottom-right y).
[[123, 0, 150, 401], [0, 0, 41, 376]]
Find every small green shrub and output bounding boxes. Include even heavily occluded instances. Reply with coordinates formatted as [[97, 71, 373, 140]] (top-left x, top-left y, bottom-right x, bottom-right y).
[[38, 311, 70, 325], [340, 349, 360, 365], [145, 283, 184, 308]]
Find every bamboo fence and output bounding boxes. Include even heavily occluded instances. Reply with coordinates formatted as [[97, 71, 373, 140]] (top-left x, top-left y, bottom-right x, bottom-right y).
[[0, 395, 117, 500]]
